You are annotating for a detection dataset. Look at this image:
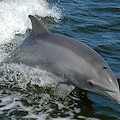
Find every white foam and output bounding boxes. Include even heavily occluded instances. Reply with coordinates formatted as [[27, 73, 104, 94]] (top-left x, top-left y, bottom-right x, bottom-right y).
[[0, 48, 58, 86], [0, 102, 16, 111], [0, 63, 56, 89], [78, 115, 100, 120], [0, 0, 61, 45]]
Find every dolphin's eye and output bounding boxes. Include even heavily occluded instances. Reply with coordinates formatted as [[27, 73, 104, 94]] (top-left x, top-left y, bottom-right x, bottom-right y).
[[103, 66, 107, 69], [88, 81, 94, 87]]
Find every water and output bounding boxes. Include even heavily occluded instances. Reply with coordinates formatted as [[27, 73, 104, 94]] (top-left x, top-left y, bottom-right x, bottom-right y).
[[0, 0, 120, 119]]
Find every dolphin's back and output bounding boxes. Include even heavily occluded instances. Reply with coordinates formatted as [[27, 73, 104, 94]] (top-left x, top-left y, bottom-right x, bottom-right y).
[[12, 33, 103, 66]]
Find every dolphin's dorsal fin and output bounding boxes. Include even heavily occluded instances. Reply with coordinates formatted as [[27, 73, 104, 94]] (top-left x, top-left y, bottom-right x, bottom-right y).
[[29, 15, 50, 34]]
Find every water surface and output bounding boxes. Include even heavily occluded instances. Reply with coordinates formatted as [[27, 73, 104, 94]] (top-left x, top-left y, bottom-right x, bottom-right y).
[[0, 0, 120, 119]]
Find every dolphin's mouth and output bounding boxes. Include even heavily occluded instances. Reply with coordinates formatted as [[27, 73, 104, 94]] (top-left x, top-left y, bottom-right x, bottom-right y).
[[99, 88, 120, 104], [91, 85, 120, 104], [105, 91, 120, 104]]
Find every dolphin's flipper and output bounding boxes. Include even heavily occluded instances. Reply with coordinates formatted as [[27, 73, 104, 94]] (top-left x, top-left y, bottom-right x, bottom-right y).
[[54, 83, 75, 99], [29, 15, 50, 35]]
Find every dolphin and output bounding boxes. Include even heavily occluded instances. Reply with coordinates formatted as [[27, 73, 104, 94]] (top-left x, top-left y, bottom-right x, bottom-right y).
[[1, 15, 120, 104]]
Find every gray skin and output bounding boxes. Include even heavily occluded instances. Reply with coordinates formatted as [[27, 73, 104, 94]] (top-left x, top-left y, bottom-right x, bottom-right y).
[[1, 15, 120, 104]]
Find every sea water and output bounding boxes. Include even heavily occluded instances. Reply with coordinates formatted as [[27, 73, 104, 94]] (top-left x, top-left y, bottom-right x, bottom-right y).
[[0, 0, 120, 119]]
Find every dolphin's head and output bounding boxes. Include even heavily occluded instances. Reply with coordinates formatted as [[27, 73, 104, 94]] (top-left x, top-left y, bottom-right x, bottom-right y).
[[82, 60, 120, 104]]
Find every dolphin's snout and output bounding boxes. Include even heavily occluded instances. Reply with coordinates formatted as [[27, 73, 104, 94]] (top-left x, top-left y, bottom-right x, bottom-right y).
[[114, 91, 120, 104], [107, 90, 120, 104]]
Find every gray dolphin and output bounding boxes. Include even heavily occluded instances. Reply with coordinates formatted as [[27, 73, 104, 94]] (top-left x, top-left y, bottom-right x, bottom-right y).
[[1, 15, 120, 104]]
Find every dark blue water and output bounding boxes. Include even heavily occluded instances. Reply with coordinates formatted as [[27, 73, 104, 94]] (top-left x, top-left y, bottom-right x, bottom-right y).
[[0, 0, 120, 119]]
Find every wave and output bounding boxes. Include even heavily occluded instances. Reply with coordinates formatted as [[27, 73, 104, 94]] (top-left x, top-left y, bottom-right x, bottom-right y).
[[0, 0, 61, 45]]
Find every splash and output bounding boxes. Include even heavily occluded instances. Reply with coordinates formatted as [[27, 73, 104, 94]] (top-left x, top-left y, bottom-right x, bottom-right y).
[[0, 63, 56, 89], [0, 0, 61, 45]]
